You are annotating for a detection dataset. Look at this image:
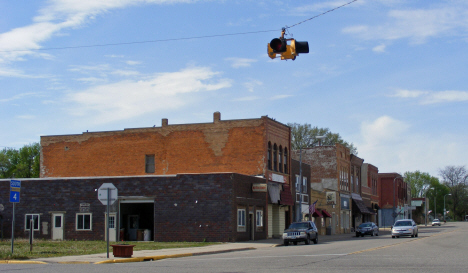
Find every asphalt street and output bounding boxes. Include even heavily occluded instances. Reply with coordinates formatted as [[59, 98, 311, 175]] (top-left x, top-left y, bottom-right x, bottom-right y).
[[1, 222, 466, 273]]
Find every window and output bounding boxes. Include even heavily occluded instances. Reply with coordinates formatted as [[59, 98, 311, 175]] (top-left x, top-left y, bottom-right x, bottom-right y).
[[76, 213, 92, 230], [284, 148, 288, 173], [302, 177, 307, 193], [237, 209, 246, 232], [295, 175, 300, 192], [25, 214, 40, 231], [256, 210, 263, 227], [54, 215, 62, 228], [273, 144, 278, 172], [279, 146, 283, 173], [268, 142, 272, 170], [145, 155, 155, 173]]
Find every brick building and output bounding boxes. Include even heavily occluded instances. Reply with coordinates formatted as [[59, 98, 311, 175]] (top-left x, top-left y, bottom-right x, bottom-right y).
[[40, 112, 293, 239], [350, 154, 374, 230], [361, 163, 380, 224], [379, 173, 410, 227], [0, 173, 267, 242], [292, 143, 351, 235]]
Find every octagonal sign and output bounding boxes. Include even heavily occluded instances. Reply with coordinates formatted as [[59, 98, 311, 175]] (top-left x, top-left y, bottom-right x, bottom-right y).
[[98, 183, 118, 206]]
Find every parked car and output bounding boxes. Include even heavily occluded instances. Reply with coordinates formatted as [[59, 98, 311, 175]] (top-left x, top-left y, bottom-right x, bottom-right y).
[[283, 221, 318, 246], [432, 219, 441, 226], [355, 222, 379, 237], [391, 219, 418, 238]]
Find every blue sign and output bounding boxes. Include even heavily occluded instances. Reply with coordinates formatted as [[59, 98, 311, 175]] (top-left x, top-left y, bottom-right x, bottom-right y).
[[10, 180, 21, 203]]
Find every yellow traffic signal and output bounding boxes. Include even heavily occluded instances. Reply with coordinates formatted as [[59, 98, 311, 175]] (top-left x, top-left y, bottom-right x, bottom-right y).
[[267, 29, 309, 60]]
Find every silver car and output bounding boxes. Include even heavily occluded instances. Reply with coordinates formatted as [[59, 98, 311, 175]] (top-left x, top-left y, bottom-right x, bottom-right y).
[[391, 219, 418, 238]]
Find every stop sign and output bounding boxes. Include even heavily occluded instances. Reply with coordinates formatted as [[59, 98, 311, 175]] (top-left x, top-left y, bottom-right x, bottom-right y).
[[98, 183, 118, 205]]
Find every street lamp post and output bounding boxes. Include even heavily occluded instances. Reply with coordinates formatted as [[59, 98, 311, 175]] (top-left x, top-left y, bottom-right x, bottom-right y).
[[392, 176, 401, 224], [424, 187, 434, 227], [444, 193, 452, 222], [433, 189, 437, 219]]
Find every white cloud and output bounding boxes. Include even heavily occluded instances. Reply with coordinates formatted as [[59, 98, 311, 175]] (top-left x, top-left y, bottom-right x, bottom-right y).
[[243, 79, 263, 92], [232, 96, 260, 102], [392, 89, 428, 98], [372, 44, 386, 53], [0, 92, 45, 103], [271, 94, 293, 100], [125, 60, 141, 65], [360, 116, 410, 146], [356, 115, 468, 177], [343, 2, 468, 44], [225, 57, 257, 68], [291, 0, 363, 15], [391, 89, 468, 104], [76, 77, 107, 84], [421, 90, 468, 104], [66, 66, 231, 123], [0, 0, 200, 65]]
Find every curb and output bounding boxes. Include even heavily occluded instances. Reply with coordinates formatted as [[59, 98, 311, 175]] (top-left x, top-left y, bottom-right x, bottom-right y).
[[0, 260, 48, 264], [95, 247, 256, 264]]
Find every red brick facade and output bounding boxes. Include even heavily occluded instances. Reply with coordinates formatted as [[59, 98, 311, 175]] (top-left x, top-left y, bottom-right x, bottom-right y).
[[40, 112, 290, 181]]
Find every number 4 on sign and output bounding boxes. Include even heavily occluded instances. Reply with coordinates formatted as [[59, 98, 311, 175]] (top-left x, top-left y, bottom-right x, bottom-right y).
[[10, 191, 20, 203]]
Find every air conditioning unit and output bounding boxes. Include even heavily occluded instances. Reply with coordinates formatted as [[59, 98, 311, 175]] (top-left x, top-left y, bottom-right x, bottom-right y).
[[302, 194, 309, 204], [296, 193, 301, 203]]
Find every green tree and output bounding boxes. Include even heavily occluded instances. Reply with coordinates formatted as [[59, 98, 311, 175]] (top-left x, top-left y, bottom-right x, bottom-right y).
[[0, 143, 41, 178], [288, 123, 358, 155], [439, 166, 468, 221], [404, 171, 439, 198]]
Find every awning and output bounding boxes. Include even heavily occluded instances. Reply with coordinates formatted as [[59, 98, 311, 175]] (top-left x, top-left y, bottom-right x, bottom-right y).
[[367, 207, 376, 215], [312, 208, 322, 218], [268, 183, 280, 204], [352, 199, 373, 214], [279, 184, 294, 206], [321, 209, 332, 218]]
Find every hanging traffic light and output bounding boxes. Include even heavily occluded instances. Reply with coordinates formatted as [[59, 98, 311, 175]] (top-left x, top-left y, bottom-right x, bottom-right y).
[[268, 29, 309, 60]]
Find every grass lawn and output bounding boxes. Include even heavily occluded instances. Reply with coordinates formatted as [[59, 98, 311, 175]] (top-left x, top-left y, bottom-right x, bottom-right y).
[[0, 239, 219, 260]]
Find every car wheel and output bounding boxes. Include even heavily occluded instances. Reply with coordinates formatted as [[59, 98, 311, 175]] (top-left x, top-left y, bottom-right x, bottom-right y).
[[283, 240, 289, 246], [305, 236, 310, 245], [392, 236, 395, 238], [293, 242, 298, 245], [371, 231, 374, 236], [361, 234, 364, 237], [356, 233, 359, 237], [313, 234, 318, 244], [415, 232, 418, 237]]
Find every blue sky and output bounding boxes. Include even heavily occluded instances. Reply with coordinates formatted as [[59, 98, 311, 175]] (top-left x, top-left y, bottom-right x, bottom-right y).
[[1, 0, 467, 178]]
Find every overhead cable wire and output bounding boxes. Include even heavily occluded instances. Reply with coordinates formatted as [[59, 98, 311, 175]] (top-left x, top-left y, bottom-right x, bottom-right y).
[[286, 0, 359, 29], [0, 0, 358, 53]]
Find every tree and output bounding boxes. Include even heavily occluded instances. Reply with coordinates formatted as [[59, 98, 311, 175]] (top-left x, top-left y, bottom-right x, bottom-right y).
[[404, 171, 439, 198], [0, 143, 41, 178], [288, 123, 358, 154], [439, 166, 468, 221]]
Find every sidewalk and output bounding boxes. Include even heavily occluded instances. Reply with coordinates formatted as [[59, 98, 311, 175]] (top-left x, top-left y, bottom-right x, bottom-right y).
[[16, 231, 387, 265]]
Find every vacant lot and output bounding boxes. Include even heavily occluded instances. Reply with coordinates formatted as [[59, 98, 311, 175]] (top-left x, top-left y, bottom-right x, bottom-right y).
[[0, 239, 218, 260]]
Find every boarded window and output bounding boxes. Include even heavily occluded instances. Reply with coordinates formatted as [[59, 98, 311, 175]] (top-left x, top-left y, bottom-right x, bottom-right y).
[[145, 155, 155, 173]]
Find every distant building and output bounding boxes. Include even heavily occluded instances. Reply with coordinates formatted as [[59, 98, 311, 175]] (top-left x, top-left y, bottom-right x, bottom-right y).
[[292, 143, 351, 235], [378, 173, 410, 227]]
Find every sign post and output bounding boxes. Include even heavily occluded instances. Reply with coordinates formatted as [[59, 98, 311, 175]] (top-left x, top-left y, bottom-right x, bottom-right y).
[[98, 183, 118, 259], [10, 180, 21, 254]]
